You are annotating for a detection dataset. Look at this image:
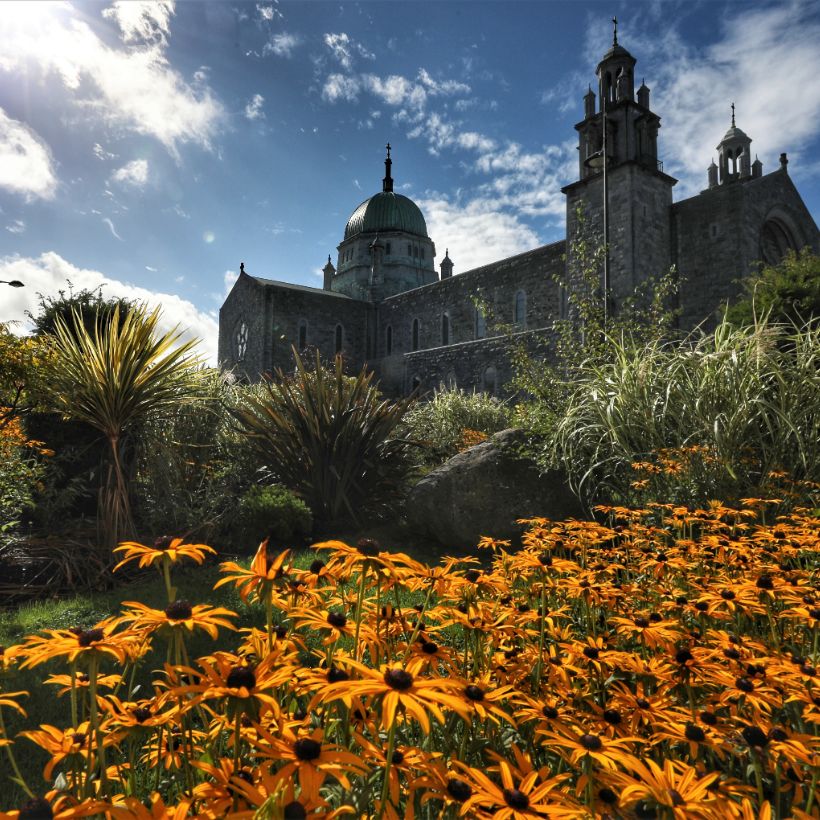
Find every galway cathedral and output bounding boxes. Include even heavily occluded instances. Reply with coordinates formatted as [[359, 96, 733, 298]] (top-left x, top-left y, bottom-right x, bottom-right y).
[[219, 33, 819, 396]]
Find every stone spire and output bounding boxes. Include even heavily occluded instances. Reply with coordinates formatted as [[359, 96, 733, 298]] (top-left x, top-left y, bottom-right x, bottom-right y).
[[382, 143, 393, 192], [322, 254, 335, 291], [440, 248, 454, 280]]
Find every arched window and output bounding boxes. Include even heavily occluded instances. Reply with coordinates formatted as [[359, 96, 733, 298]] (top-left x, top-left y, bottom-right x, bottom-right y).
[[235, 321, 248, 362], [475, 308, 486, 339], [412, 319, 419, 351], [441, 313, 450, 346], [386, 324, 393, 355], [335, 324, 343, 354], [298, 319, 307, 350], [514, 291, 526, 328], [407, 243, 412, 256], [385, 242, 391, 255]]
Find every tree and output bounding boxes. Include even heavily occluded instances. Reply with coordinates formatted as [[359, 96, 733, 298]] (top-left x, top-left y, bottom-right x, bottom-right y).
[[28, 283, 135, 338], [727, 249, 820, 327], [47, 305, 201, 553]]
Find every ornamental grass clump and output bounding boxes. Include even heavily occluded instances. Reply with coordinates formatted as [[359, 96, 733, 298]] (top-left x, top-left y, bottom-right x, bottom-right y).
[[0, 501, 819, 818]]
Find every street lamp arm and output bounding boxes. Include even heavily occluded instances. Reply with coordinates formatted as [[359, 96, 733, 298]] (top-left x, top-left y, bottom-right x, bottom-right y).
[[0, 280, 25, 287]]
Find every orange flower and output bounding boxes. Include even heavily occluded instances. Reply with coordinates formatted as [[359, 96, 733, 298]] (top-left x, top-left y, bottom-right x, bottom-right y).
[[113, 537, 215, 572]]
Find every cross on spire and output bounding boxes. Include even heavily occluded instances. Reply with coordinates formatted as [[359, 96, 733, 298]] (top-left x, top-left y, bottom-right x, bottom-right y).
[[382, 142, 393, 192], [731, 102, 736, 127], [612, 16, 618, 46]]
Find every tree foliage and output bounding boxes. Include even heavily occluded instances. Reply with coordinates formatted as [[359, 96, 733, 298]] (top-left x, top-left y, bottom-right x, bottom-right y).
[[726, 249, 820, 327]]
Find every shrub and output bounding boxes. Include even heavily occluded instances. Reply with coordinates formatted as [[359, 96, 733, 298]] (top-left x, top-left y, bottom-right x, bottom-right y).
[[550, 315, 820, 508], [401, 385, 510, 467], [231, 348, 415, 528], [234, 484, 312, 550]]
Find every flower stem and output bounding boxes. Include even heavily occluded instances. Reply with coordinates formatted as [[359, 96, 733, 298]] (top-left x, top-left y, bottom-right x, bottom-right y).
[[377, 716, 399, 819]]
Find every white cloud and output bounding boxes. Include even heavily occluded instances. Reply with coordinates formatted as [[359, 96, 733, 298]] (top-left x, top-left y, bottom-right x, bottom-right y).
[[0, 109, 58, 200], [264, 32, 300, 58], [224, 268, 238, 295], [244, 94, 265, 121], [103, 217, 123, 240], [420, 196, 542, 274], [324, 33, 374, 71], [145, 265, 158, 272], [0, 6, 224, 157], [322, 73, 361, 103], [0, 251, 219, 364], [102, 1, 175, 47], [416, 68, 470, 97], [110, 158, 148, 187], [5, 219, 25, 234], [92, 142, 116, 161], [256, 4, 282, 23]]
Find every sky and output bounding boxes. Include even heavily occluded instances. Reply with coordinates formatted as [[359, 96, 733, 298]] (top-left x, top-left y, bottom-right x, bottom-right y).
[[2, 0, 819, 364]]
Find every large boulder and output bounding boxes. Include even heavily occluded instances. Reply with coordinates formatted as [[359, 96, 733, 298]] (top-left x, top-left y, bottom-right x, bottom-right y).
[[406, 428, 583, 549]]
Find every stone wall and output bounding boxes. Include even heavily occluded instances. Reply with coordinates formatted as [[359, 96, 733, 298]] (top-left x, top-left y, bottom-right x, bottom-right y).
[[672, 168, 820, 330], [565, 161, 675, 310], [371, 241, 565, 394], [219, 272, 371, 379]]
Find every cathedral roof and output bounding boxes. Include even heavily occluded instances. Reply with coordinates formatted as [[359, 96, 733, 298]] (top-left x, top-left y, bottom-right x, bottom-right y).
[[344, 191, 428, 240]]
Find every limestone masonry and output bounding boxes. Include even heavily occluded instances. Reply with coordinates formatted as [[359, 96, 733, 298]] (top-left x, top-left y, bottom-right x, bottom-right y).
[[219, 34, 819, 396]]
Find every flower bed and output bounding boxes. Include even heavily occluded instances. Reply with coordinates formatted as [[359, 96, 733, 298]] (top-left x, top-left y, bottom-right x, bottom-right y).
[[1, 504, 819, 818]]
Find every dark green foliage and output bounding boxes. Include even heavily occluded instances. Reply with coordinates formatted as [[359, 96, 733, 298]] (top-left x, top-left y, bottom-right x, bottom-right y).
[[231, 349, 415, 528], [727, 249, 820, 326], [27, 283, 135, 338], [235, 484, 313, 550]]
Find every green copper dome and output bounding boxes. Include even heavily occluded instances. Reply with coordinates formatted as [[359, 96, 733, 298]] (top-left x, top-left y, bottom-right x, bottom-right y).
[[344, 191, 428, 240]]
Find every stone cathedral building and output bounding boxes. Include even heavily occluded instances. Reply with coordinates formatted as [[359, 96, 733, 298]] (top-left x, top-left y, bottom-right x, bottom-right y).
[[219, 34, 819, 395]]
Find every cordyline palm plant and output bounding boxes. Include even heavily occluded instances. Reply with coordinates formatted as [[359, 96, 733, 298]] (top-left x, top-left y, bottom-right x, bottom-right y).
[[48, 304, 200, 553], [231, 348, 415, 529]]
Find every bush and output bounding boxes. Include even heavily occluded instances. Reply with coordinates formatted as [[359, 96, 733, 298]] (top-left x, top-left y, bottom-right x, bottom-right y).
[[234, 484, 312, 550], [549, 315, 820, 508], [401, 386, 510, 467], [231, 349, 415, 528]]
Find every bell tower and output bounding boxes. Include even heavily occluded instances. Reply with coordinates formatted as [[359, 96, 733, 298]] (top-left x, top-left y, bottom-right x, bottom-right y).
[[563, 20, 677, 312]]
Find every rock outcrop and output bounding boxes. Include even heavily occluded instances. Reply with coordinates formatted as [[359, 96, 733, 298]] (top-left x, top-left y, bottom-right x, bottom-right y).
[[406, 428, 582, 549]]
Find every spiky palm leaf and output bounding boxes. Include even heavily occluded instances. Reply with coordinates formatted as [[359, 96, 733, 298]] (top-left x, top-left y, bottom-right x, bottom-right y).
[[48, 305, 201, 551], [231, 349, 415, 527]]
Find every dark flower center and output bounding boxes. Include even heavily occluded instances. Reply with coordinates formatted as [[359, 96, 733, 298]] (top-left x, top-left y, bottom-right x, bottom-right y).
[[422, 641, 439, 655], [723, 647, 741, 660], [326, 611, 347, 629], [721, 590, 736, 600], [756, 575, 774, 590], [736, 677, 755, 693], [768, 727, 788, 742], [684, 723, 705, 742], [133, 707, 152, 723], [154, 536, 174, 550], [464, 569, 481, 584], [446, 778, 472, 802], [164, 600, 193, 620], [464, 685, 485, 702], [636, 698, 651, 709], [694, 601, 709, 612], [384, 668, 413, 691], [283, 801, 307, 820], [309, 559, 325, 574], [633, 617, 649, 628], [275, 625, 288, 639], [71, 732, 87, 746], [227, 665, 256, 690], [293, 738, 322, 761], [357, 538, 381, 557], [327, 666, 349, 683], [598, 787, 618, 805], [542, 705, 558, 719], [391, 749, 404, 764], [649, 612, 662, 622], [603, 709, 622, 725], [583, 647, 600, 660], [675, 649, 693, 664], [699, 711, 717, 726], [742, 725, 768, 748], [580, 733, 602, 751], [503, 788, 529, 810], [669, 789, 685, 807], [78, 628, 104, 647], [538, 553, 552, 566], [18, 798, 53, 820]]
